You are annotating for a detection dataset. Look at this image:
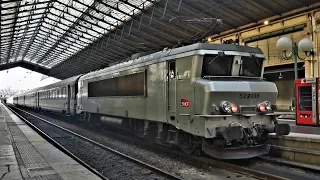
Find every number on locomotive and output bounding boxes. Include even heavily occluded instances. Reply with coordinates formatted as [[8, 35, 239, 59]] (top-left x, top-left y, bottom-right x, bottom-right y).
[[239, 93, 260, 99]]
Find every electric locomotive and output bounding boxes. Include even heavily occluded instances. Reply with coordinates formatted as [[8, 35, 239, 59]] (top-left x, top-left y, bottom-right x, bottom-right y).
[[77, 43, 290, 159], [11, 43, 290, 159]]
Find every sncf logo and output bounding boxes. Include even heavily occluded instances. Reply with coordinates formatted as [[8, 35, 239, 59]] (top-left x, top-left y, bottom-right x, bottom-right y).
[[181, 99, 190, 107]]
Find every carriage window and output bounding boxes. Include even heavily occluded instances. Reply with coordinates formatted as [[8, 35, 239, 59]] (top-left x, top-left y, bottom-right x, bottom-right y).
[[201, 54, 233, 77], [61, 88, 64, 99], [240, 57, 263, 77], [63, 87, 66, 99]]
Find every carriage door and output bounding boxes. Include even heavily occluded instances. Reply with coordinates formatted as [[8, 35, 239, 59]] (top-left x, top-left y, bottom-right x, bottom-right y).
[[67, 85, 71, 114], [36, 92, 39, 108], [167, 61, 177, 121], [73, 85, 77, 115]]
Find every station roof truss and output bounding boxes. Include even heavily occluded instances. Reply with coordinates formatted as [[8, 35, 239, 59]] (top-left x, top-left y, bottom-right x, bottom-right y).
[[1, 0, 320, 79]]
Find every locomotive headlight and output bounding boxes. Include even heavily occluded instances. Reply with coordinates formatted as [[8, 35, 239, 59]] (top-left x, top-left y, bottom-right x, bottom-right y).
[[231, 104, 239, 113], [264, 101, 272, 111], [221, 101, 231, 113], [220, 101, 238, 113], [258, 103, 266, 112], [257, 101, 272, 112]]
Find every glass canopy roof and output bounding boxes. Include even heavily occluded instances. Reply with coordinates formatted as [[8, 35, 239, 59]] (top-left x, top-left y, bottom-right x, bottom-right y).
[[1, 0, 319, 79], [1, 0, 154, 68]]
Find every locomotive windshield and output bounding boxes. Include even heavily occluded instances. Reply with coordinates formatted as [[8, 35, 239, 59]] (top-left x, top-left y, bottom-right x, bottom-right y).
[[201, 54, 233, 77], [201, 54, 264, 78], [239, 56, 263, 77]]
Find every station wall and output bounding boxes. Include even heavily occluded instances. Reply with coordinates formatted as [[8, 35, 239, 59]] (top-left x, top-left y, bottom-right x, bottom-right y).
[[274, 80, 294, 111]]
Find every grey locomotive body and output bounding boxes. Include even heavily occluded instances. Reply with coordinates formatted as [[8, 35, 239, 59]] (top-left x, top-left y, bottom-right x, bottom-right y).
[[77, 43, 289, 159], [11, 43, 290, 159]]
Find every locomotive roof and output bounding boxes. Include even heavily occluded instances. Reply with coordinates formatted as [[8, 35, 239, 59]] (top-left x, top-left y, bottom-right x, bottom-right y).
[[12, 43, 264, 98], [80, 43, 264, 80], [171, 43, 263, 55]]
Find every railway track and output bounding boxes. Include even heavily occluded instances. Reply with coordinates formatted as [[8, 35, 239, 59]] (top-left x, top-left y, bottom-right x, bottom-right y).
[[8, 105, 320, 180], [8, 105, 181, 180]]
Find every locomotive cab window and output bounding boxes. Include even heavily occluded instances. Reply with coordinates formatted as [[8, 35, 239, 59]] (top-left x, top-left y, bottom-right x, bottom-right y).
[[239, 56, 263, 77], [201, 54, 233, 77]]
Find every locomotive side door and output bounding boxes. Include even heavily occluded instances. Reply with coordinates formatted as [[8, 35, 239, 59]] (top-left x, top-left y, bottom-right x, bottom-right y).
[[167, 61, 177, 121], [36, 92, 39, 109], [76, 80, 83, 114]]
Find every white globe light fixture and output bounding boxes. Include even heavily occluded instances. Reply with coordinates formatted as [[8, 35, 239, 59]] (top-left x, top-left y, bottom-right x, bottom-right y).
[[276, 37, 292, 51], [298, 38, 313, 52], [276, 36, 314, 80]]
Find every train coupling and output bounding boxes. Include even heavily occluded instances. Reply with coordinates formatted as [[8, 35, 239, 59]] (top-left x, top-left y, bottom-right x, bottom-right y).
[[263, 124, 290, 136], [216, 126, 243, 141]]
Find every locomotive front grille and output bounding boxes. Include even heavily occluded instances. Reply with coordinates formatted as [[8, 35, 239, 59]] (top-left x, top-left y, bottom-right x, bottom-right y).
[[240, 106, 256, 113]]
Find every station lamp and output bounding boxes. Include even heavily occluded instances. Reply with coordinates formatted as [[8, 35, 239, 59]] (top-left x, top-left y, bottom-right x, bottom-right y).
[[276, 36, 314, 80]]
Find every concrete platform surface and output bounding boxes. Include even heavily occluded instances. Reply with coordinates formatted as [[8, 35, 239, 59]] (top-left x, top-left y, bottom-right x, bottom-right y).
[[0, 103, 102, 180], [277, 118, 320, 135], [270, 132, 320, 142], [277, 111, 295, 119]]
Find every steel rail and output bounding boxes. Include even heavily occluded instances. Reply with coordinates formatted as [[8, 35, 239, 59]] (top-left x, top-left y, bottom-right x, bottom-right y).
[[6, 105, 108, 180], [189, 156, 289, 180], [8, 105, 182, 180]]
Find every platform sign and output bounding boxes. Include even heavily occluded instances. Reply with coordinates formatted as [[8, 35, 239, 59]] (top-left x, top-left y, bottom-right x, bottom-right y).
[[295, 78, 319, 126]]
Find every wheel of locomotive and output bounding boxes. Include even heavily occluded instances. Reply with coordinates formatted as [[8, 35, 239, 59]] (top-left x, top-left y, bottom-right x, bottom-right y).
[[79, 113, 85, 122], [177, 130, 197, 154], [132, 119, 144, 138]]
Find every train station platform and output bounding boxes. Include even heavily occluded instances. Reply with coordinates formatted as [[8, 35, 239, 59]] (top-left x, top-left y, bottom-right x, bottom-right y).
[[0, 103, 101, 180], [277, 111, 295, 119], [269, 131, 320, 167], [277, 118, 320, 135], [269, 117, 320, 168]]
